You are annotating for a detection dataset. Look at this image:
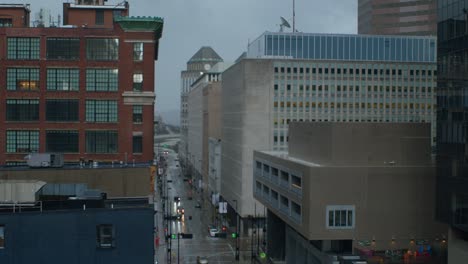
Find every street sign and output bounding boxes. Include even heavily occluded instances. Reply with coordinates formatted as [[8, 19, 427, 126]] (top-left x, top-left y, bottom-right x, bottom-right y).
[[218, 202, 227, 214]]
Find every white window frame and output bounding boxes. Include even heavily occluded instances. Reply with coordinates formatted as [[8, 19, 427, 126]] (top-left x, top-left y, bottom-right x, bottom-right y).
[[326, 205, 355, 229]]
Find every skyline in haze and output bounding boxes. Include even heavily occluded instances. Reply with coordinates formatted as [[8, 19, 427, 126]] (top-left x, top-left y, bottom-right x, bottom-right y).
[[0, 0, 357, 122]]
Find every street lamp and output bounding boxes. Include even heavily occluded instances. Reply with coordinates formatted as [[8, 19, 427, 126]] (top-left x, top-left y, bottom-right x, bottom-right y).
[[233, 199, 239, 261]]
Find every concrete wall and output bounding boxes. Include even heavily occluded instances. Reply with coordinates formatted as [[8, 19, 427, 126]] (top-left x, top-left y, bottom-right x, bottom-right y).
[[289, 122, 432, 166], [221, 59, 272, 217], [0, 207, 153, 264], [0, 167, 152, 198], [187, 81, 204, 180]]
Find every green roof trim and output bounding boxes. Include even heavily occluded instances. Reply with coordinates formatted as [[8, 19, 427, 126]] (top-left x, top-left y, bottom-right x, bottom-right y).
[[114, 16, 164, 39]]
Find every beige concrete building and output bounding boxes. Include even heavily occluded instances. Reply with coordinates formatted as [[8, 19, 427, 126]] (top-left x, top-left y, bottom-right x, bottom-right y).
[[253, 122, 447, 263], [180, 47, 222, 173], [358, 0, 437, 36], [187, 63, 227, 195]]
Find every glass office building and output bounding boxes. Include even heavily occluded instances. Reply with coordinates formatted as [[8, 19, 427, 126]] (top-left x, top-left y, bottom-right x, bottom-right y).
[[246, 32, 437, 151], [436, 0, 468, 257], [247, 32, 436, 63]]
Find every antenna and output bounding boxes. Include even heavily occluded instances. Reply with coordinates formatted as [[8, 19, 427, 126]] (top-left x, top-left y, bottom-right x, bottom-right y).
[[293, 0, 295, 32], [279, 16, 291, 32]]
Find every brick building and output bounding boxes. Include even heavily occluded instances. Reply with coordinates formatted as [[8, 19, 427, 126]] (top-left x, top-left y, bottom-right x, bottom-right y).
[[0, 0, 164, 165]]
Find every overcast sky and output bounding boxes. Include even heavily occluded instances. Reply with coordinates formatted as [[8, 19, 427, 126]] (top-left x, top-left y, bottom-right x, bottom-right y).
[[2, 0, 357, 120]]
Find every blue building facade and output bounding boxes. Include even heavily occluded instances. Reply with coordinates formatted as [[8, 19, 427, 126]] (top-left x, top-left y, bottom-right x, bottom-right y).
[[0, 207, 154, 264], [247, 32, 436, 63]]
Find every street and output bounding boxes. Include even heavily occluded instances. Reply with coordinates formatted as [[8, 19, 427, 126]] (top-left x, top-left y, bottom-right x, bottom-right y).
[[154, 147, 238, 264]]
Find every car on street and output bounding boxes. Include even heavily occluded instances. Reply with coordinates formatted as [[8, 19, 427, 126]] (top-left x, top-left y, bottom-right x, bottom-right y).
[[177, 206, 185, 214], [208, 227, 219, 237]]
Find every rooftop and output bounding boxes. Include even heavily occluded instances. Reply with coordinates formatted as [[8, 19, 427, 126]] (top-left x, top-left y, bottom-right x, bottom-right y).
[[188, 46, 223, 64]]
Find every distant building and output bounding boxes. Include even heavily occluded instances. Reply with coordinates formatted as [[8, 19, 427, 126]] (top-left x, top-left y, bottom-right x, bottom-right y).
[[358, 0, 437, 36], [0, 196, 154, 264], [179, 47, 222, 173], [254, 122, 447, 263], [0, 4, 30, 27], [0, 0, 164, 165], [221, 32, 437, 222], [186, 62, 227, 197], [436, 0, 468, 263]]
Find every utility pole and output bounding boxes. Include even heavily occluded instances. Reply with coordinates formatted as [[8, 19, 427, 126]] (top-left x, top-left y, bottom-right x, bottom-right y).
[[178, 233, 180, 264], [233, 199, 239, 261], [292, 0, 295, 32]]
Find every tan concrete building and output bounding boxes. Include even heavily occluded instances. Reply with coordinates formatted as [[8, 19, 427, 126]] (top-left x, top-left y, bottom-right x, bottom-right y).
[[358, 0, 437, 36], [187, 63, 227, 195], [253, 122, 447, 263]]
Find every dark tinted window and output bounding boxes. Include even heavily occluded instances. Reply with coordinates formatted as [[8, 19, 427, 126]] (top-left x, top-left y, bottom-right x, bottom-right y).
[[86, 38, 119, 61], [46, 38, 80, 60], [46, 130, 79, 153], [86, 131, 118, 153], [46, 100, 79, 121], [6, 99, 39, 121]]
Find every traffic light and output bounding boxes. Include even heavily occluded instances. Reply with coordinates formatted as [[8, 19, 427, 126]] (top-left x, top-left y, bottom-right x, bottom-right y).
[[222, 226, 227, 232], [260, 252, 267, 259], [171, 234, 177, 239], [231, 232, 238, 238]]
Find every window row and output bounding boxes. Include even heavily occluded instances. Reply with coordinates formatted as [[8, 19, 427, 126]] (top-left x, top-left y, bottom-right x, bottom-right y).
[[255, 180, 302, 223], [274, 66, 436, 77], [4, 130, 143, 154], [274, 84, 434, 94], [6, 38, 145, 61], [0, 224, 116, 249], [255, 160, 302, 197], [4, 99, 130, 123], [5, 68, 146, 92], [273, 102, 434, 110], [263, 34, 436, 62]]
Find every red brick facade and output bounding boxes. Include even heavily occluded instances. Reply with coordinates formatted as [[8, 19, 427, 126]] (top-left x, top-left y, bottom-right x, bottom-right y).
[[0, 2, 162, 165]]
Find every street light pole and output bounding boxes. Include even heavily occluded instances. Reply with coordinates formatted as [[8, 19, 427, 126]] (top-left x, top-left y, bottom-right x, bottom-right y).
[[233, 199, 239, 261]]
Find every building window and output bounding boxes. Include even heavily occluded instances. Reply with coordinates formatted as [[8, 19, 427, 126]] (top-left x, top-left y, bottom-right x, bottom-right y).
[[86, 131, 118, 153], [292, 201, 301, 218], [291, 174, 302, 189], [133, 43, 143, 61], [133, 105, 143, 123], [46, 100, 79, 122], [46, 130, 79, 153], [97, 224, 114, 248], [47, 68, 79, 91], [85, 100, 118, 122], [326, 205, 355, 229], [7, 37, 40, 60], [0, 18, 12, 27], [7, 68, 39, 91], [133, 135, 143, 153], [280, 195, 289, 213], [271, 189, 278, 202], [0, 225, 4, 248], [86, 38, 119, 61], [95, 10, 104, 25], [46, 38, 80, 60], [6, 130, 39, 153], [133, 73, 143, 91], [6, 99, 39, 121], [86, 68, 118, 91], [256, 161, 262, 170], [256, 181, 262, 193]]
